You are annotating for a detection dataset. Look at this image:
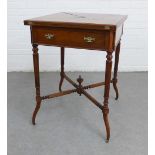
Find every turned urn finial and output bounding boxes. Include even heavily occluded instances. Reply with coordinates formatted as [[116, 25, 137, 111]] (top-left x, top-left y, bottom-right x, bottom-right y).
[[77, 75, 84, 96], [77, 75, 83, 85]]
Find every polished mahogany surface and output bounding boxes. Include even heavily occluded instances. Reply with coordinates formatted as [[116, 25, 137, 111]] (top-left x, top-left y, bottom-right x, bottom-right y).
[[24, 12, 127, 30]]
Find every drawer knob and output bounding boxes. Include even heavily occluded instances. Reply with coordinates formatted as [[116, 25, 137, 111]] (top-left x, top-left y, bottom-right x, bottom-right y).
[[84, 36, 95, 43], [44, 33, 54, 39]]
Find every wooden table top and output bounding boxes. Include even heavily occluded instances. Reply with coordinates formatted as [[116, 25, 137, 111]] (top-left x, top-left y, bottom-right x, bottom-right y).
[[24, 12, 127, 30]]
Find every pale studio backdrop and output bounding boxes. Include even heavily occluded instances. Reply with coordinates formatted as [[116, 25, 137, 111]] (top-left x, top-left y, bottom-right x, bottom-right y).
[[7, 0, 148, 72]]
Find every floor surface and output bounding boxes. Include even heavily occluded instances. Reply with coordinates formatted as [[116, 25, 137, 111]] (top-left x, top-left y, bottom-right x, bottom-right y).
[[8, 72, 148, 155]]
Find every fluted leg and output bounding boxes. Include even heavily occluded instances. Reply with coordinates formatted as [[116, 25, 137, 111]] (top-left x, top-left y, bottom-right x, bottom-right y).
[[112, 41, 121, 100], [103, 52, 113, 143], [59, 47, 65, 91], [32, 44, 41, 125]]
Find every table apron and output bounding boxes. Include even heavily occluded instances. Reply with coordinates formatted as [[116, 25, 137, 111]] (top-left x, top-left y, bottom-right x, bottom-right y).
[[31, 26, 115, 51]]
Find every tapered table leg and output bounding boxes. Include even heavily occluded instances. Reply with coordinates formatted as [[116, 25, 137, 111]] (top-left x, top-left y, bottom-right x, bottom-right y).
[[103, 52, 113, 143], [112, 41, 121, 100], [59, 47, 65, 92], [32, 44, 41, 125]]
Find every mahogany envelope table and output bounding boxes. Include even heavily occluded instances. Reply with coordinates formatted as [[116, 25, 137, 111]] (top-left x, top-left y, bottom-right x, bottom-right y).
[[24, 12, 127, 143]]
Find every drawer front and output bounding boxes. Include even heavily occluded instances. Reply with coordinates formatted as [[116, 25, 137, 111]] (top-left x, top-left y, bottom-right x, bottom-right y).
[[32, 27, 110, 50]]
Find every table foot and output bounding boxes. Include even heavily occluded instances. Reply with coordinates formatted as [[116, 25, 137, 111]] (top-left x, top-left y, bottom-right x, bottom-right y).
[[59, 76, 64, 92], [103, 105, 110, 143], [32, 101, 41, 125], [105, 139, 109, 143], [112, 79, 119, 100]]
